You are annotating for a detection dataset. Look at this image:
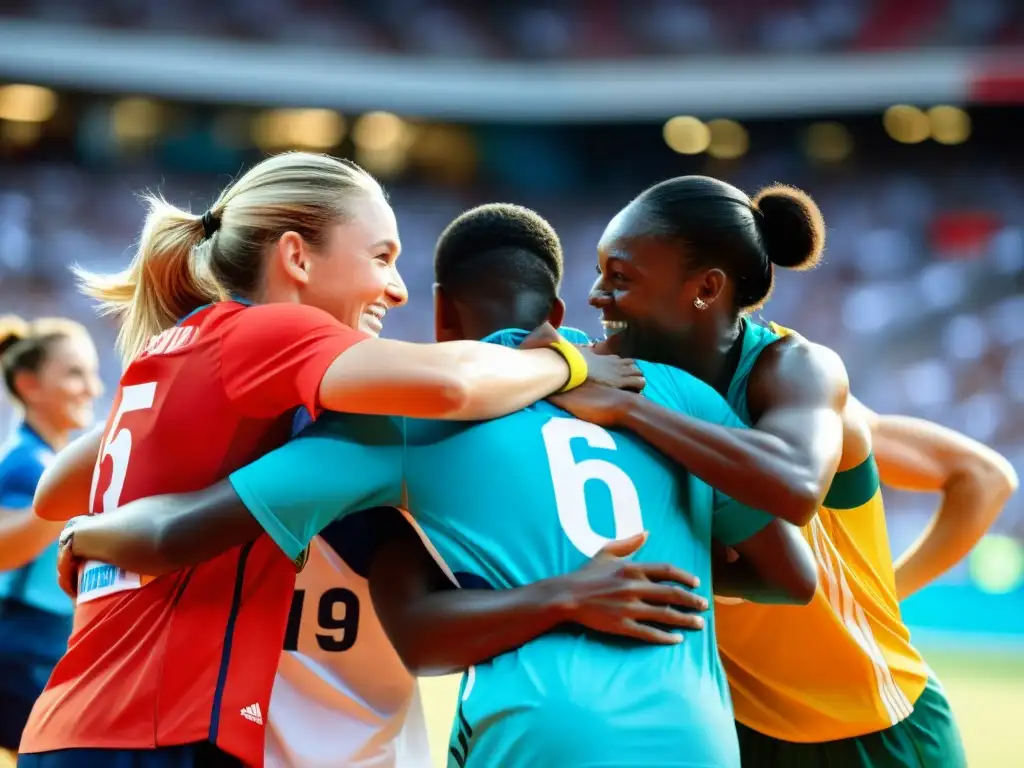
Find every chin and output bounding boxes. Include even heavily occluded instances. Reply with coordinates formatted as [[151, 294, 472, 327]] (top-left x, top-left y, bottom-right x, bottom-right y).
[[616, 324, 678, 365]]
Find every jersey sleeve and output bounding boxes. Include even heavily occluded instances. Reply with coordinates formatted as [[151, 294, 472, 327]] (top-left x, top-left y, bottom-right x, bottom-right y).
[[219, 303, 367, 418], [228, 414, 405, 562], [0, 453, 45, 509], [652, 365, 776, 546]]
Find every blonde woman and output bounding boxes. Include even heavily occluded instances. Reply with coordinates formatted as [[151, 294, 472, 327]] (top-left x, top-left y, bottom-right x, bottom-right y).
[[20, 152, 640, 768]]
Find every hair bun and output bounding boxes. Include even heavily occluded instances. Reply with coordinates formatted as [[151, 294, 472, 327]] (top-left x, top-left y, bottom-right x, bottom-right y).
[[0, 315, 29, 356], [752, 184, 825, 271]]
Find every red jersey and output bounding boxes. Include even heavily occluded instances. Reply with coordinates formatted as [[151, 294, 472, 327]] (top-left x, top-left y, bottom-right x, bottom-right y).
[[21, 300, 365, 767]]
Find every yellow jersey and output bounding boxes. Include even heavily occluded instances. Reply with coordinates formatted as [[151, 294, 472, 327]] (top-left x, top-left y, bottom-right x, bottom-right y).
[[715, 320, 930, 742]]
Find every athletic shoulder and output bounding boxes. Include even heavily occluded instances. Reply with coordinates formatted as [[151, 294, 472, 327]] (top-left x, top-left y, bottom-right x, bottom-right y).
[[750, 330, 849, 412]]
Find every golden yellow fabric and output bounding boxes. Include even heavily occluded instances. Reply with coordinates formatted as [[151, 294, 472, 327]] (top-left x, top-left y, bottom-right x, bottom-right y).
[[715, 322, 929, 742]]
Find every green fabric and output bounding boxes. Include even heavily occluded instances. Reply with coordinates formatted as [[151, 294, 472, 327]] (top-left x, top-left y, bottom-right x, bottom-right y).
[[735, 677, 967, 768], [822, 453, 881, 510]]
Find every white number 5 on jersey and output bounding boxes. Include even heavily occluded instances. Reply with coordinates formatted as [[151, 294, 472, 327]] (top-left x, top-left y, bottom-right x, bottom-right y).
[[541, 417, 644, 557], [89, 381, 158, 513]]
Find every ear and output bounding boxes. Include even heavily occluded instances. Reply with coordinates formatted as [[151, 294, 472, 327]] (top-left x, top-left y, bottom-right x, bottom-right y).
[[274, 231, 312, 287], [11, 369, 40, 405], [547, 297, 566, 330], [433, 284, 459, 342], [696, 267, 728, 307]]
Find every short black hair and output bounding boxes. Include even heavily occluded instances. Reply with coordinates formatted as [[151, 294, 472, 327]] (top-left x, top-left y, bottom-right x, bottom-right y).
[[636, 176, 825, 311], [434, 203, 563, 324]]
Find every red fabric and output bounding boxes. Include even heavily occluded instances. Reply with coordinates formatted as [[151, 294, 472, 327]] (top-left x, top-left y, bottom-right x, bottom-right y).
[[22, 301, 366, 766]]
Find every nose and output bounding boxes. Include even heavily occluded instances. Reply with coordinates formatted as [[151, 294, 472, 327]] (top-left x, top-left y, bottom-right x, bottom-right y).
[[88, 373, 104, 399], [386, 267, 409, 308], [589, 276, 611, 309]]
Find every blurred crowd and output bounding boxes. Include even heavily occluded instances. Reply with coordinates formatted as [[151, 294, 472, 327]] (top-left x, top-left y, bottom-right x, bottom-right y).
[[1, 0, 1021, 59], [1, 153, 1022, 559]]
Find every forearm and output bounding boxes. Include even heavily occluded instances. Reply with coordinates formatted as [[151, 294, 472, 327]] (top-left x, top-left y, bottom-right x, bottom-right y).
[[70, 483, 262, 576], [894, 472, 1014, 600], [620, 398, 818, 524], [448, 344, 573, 421], [0, 509, 63, 570], [320, 340, 571, 421], [713, 558, 801, 604], [379, 580, 570, 676], [712, 530, 817, 606]]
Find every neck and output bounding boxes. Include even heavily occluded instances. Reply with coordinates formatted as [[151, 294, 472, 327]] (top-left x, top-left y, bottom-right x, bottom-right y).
[[23, 411, 70, 451], [655, 315, 745, 390], [457, 298, 547, 341]]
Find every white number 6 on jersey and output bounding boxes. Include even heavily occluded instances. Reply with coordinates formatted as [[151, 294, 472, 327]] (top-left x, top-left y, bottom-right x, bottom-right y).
[[89, 382, 158, 513], [541, 417, 644, 557]]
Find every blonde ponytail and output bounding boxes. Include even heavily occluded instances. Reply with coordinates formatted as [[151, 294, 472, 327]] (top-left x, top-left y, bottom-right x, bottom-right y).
[[75, 194, 223, 365], [77, 151, 381, 366]]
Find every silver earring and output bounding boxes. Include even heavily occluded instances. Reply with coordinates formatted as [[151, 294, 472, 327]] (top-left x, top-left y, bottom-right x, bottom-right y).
[[694, 297, 708, 310]]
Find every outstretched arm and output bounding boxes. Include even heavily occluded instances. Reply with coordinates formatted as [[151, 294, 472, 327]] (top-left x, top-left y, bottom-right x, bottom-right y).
[[59, 418, 406, 594], [552, 338, 847, 526], [851, 398, 1019, 599], [369, 527, 708, 676], [60, 480, 260, 587]]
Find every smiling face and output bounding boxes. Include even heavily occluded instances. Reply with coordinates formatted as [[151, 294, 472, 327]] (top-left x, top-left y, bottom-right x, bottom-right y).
[[589, 203, 709, 363], [12, 331, 103, 432], [300, 192, 408, 336]]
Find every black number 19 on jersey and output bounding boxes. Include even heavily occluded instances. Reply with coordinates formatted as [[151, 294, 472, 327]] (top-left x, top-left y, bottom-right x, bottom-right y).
[[282, 588, 360, 652]]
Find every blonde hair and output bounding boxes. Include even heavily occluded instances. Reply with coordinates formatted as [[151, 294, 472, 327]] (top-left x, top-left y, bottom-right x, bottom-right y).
[[0, 314, 91, 403], [76, 152, 383, 365]]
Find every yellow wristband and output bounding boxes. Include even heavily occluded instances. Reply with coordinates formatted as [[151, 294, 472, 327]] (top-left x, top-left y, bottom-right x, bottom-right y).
[[548, 337, 588, 393]]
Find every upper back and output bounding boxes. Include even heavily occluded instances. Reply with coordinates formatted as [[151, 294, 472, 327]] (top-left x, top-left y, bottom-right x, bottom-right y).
[[401, 362, 727, 591]]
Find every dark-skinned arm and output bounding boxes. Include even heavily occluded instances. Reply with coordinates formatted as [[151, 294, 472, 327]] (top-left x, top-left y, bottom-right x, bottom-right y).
[[59, 417, 408, 597], [711, 520, 816, 604], [615, 339, 847, 526], [369, 528, 570, 677], [62, 480, 261, 579], [369, 523, 709, 676]]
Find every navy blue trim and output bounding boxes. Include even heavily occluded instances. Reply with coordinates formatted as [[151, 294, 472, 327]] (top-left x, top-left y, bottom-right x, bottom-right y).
[[208, 541, 253, 742], [454, 572, 494, 590]]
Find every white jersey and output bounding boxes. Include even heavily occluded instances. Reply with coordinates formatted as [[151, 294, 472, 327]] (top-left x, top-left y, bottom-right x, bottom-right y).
[[265, 536, 432, 768]]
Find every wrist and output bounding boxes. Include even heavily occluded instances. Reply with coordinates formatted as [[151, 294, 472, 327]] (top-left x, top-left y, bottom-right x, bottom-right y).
[[616, 391, 646, 428], [529, 575, 579, 626], [546, 339, 588, 393]]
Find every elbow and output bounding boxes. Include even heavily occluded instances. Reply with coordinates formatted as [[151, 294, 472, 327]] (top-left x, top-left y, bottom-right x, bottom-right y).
[[778, 481, 821, 527], [789, 568, 818, 605], [33, 483, 68, 522], [388, 630, 459, 678], [425, 374, 472, 420], [772, 559, 818, 606]]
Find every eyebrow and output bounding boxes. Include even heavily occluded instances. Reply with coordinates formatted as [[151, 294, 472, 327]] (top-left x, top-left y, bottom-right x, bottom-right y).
[[369, 238, 400, 254]]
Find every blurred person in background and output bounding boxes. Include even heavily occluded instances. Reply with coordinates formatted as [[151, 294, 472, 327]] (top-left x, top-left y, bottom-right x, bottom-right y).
[[0, 315, 101, 762]]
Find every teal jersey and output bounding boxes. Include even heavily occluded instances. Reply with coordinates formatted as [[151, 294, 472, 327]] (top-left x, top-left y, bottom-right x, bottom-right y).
[[724, 318, 781, 426], [231, 328, 772, 768]]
